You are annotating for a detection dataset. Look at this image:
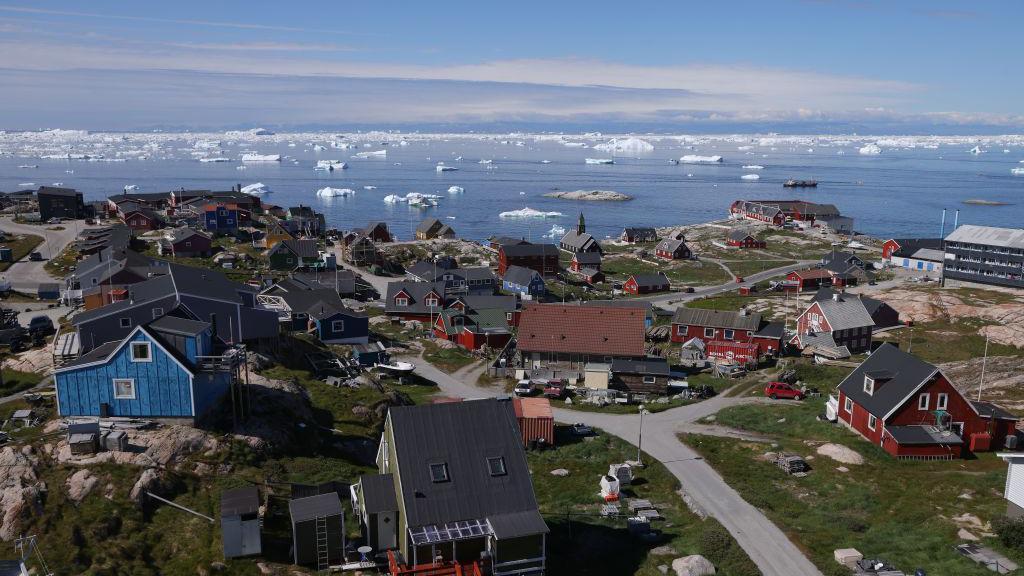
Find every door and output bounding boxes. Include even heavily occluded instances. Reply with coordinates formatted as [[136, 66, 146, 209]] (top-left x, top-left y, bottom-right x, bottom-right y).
[[377, 511, 397, 550], [952, 422, 965, 438]]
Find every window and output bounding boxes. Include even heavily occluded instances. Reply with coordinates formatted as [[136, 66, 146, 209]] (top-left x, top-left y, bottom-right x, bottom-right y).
[[152, 307, 164, 319], [704, 327, 715, 338], [130, 342, 152, 362], [642, 375, 657, 385], [863, 376, 874, 395], [724, 329, 735, 340], [677, 325, 687, 336], [429, 463, 449, 483], [868, 414, 877, 430], [918, 393, 929, 410], [119, 317, 131, 328], [844, 397, 853, 413], [395, 297, 408, 307], [113, 378, 136, 399], [506, 312, 513, 321], [426, 297, 439, 307], [184, 241, 191, 248], [487, 457, 507, 477], [286, 257, 294, 264], [936, 393, 949, 411], [331, 320, 345, 333]]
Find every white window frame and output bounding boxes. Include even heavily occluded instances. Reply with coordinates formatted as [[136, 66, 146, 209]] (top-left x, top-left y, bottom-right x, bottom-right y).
[[331, 320, 345, 333], [395, 297, 408, 307], [119, 317, 131, 328], [113, 378, 136, 400], [936, 393, 949, 411], [425, 297, 439, 308], [704, 327, 715, 338], [918, 393, 929, 411], [506, 312, 513, 321], [130, 342, 152, 362], [868, 414, 877, 431], [724, 329, 735, 340], [152, 307, 164, 319], [844, 397, 853, 413], [642, 375, 657, 385], [676, 325, 687, 336], [863, 376, 874, 395]]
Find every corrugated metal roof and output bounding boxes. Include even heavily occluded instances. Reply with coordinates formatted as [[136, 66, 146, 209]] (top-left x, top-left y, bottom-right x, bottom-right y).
[[672, 307, 761, 331], [221, 486, 259, 517], [517, 303, 646, 357], [512, 397, 553, 419], [359, 474, 399, 513], [836, 344, 937, 418], [289, 492, 343, 523], [815, 296, 875, 331], [946, 224, 1024, 250], [489, 509, 550, 539]]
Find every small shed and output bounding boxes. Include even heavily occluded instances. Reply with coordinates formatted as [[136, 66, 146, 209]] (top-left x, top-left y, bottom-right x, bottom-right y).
[[513, 397, 555, 448], [352, 341, 387, 367], [289, 492, 345, 569], [0, 247, 12, 262], [221, 486, 262, 559], [352, 473, 399, 552], [37, 283, 60, 300]]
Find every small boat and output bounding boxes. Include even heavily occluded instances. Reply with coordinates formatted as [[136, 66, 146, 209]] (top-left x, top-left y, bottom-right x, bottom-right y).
[[375, 361, 416, 373], [783, 179, 818, 188]]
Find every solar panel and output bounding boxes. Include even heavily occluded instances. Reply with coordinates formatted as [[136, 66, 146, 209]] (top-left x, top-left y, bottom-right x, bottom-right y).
[[409, 519, 493, 545]]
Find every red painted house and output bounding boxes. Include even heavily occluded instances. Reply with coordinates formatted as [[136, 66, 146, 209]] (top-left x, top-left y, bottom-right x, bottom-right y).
[[570, 251, 601, 273], [792, 292, 875, 354], [123, 208, 164, 231], [726, 229, 766, 249], [497, 243, 560, 277], [654, 238, 691, 260], [785, 268, 832, 292], [834, 344, 1018, 459], [671, 308, 762, 344], [730, 200, 840, 226], [881, 238, 944, 260], [432, 307, 512, 351], [623, 273, 670, 295]]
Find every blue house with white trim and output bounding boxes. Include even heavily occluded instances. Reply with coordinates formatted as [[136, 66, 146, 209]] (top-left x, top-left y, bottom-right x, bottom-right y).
[[55, 316, 234, 421], [501, 265, 545, 299]]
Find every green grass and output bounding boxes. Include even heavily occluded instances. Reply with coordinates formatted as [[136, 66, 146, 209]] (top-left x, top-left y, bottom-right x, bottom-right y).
[[44, 244, 80, 275], [0, 367, 44, 397], [721, 259, 796, 278], [422, 340, 477, 372], [682, 396, 1021, 576], [875, 318, 1024, 365], [0, 233, 43, 271], [534, 427, 759, 576], [601, 256, 731, 287]]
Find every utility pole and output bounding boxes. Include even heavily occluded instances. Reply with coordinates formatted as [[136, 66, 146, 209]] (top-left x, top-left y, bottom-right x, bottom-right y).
[[978, 334, 990, 402], [636, 405, 647, 467]]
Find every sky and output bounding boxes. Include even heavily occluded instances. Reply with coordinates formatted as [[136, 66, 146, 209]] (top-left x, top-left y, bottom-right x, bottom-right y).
[[0, 0, 1021, 132]]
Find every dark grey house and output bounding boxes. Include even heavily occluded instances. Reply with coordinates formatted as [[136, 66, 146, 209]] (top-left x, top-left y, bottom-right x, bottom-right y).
[[289, 492, 345, 569], [37, 186, 86, 220], [943, 224, 1024, 290]]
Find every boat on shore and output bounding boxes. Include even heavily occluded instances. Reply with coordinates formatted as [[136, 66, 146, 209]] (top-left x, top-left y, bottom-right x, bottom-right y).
[[783, 179, 818, 188], [375, 361, 416, 374]]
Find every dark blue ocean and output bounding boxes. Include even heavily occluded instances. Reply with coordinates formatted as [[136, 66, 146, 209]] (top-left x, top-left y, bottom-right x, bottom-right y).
[[1, 135, 1021, 241]]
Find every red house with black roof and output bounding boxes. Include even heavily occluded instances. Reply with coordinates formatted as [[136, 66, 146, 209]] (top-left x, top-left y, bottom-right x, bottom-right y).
[[834, 343, 1018, 459]]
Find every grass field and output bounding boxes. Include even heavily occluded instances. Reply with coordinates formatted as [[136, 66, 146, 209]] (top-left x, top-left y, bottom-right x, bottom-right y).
[[0, 366, 44, 397], [534, 427, 760, 576], [0, 233, 43, 272], [875, 317, 1024, 365], [721, 259, 796, 278], [421, 340, 477, 372], [601, 255, 731, 287], [680, 362, 1022, 576]]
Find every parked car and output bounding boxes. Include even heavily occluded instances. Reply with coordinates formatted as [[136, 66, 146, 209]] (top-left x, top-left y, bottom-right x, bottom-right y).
[[570, 423, 594, 436], [28, 252, 43, 261], [27, 315, 54, 336], [514, 380, 535, 397], [543, 381, 565, 399], [47, 217, 62, 224], [764, 381, 805, 400], [734, 276, 745, 283]]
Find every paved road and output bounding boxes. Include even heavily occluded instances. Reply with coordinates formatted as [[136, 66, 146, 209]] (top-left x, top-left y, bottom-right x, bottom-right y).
[[0, 217, 94, 293], [404, 356, 823, 576], [639, 259, 818, 310]]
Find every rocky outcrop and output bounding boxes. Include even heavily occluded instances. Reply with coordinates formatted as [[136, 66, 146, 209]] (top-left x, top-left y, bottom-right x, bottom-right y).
[[65, 469, 99, 503], [543, 190, 633, 201], [816, 443, 864, 465], [878, 288, 1024, 347], [0, 446, 43, 541], [672, 555, 716, 576]]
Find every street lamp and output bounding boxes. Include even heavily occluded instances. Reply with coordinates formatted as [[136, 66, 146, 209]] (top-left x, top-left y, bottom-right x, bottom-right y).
[[637, 404, 648, 467]]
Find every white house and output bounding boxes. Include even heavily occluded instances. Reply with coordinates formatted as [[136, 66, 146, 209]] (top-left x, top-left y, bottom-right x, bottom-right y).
[[998, 452, 1024, 517]]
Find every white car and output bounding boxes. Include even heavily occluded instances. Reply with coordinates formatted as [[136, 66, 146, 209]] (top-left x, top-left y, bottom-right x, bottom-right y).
[[514, 380, 535, 396]]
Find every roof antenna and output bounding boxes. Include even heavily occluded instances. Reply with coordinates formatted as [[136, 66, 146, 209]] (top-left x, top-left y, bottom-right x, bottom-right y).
[[977, 334, 989, 402]]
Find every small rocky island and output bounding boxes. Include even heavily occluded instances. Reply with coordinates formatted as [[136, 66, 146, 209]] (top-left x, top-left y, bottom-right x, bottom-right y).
[[963, 199, 1011, 206], [543, 189, 633, 201]]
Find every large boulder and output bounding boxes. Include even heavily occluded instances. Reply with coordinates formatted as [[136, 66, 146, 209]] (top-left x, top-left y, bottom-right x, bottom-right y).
[[816, 443, 864, 465], [129, 468, 163, 505], [671, 555, 716, 576], [65, 469, 99, 503], [0, 446, 42, 541]]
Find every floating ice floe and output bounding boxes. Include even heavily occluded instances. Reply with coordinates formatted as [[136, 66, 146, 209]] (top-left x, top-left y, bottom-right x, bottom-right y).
[[364, 185, 377, 190], [499, 207, 563, 219], [1012, 167, 1024, 176], [436, 163, 457, 172], [563, 142, 587, 148], [478, 159, 493, 164], [742, 165, 764, 170], [52, 182, 63, 186], [448, 186, 464, 194], [741, 174, 760, 181], [236, 165, 247, 171], [384, 192, 442, 206], [679, 155, 723, 164], [199, 157, 231, 163], [737, 145, 753, 151], [858, 144, 882, 155], [18, 183, 34, 187], [316, 160, 348, 171], [593, 137, 654, 155], [544, 225, 567, 239], [354, 150, 386, 159], [241, 153, 280, 162], [316, 187, 355, 197], [585, 158, 614, 165], [540, 160, 552, 164], [124, 184, 139, 191], [17, 165, 37, 169], [240, 182, 271, 195], [969, 145, 984, 155]]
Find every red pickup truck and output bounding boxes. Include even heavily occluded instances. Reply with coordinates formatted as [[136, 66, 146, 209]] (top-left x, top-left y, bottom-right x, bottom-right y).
[[764, 382, 805, 400]]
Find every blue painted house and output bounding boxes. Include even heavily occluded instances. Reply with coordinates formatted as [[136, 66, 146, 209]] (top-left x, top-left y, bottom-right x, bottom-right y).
[[204, 203, 249, 234], [501, 265, 545, 299], [55, 316, 233, 421], [259, 287, 369, 345]]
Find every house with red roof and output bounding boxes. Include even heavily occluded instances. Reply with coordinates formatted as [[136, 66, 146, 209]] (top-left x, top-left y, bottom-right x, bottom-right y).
[[515, 303, 646, 370]]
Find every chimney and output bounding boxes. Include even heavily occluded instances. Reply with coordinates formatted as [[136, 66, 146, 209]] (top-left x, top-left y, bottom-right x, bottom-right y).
[[832, 293, 840, 302], [940, 208, 947, 238]]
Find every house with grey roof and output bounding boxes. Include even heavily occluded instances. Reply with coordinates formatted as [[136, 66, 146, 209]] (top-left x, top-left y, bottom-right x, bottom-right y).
[[415, 217, 456, 240], [501, 265, 545, 299], [793, 291, 875, 354], [358, 398, 547, 574], [621, 227, 658, 243], [559, 214, 602, 254]]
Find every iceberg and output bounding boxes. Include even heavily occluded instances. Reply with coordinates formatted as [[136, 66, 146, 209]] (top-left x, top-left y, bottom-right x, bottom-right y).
[[241, 153, 280, 162], [858, 144, 882, 155], [742, 165, 764, 170], [540, 160, 552, 164], [436, 163, 457, 172], [313, 144, 327, 151], [543, 225, 567, 239], [354, 150, 386, 159], [199, 157, 231, 163], [585, 158, 614, 165], [364, 185, 377, 190], [317, 187, 354, 197], [316, 160, 348, 171], [563, 142, 587, 148], [1011, 168, 1024, 176], [448, 185, 464, 194], [593, 137, 654, 155], [969, 145, 984, 155], [17, 183, 35, 187], [124, 184, 139, 191], [679, 155, 723, 164], [478, 159, 493, 164], [241, 182, 271, 195], [499, 207, 563, 219], [741, 174, 760, 181], [383, 194, 403, 204]]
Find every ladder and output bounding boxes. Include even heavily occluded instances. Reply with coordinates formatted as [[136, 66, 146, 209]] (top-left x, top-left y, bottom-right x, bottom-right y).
[[315, 515, 330, 572]]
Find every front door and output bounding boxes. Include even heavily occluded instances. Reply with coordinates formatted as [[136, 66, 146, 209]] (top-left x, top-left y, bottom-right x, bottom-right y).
[[377, 511, 397, 550]]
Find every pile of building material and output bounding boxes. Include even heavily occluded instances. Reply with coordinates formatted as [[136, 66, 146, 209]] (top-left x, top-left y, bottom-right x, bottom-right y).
[[775, 453, 810, 476]]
